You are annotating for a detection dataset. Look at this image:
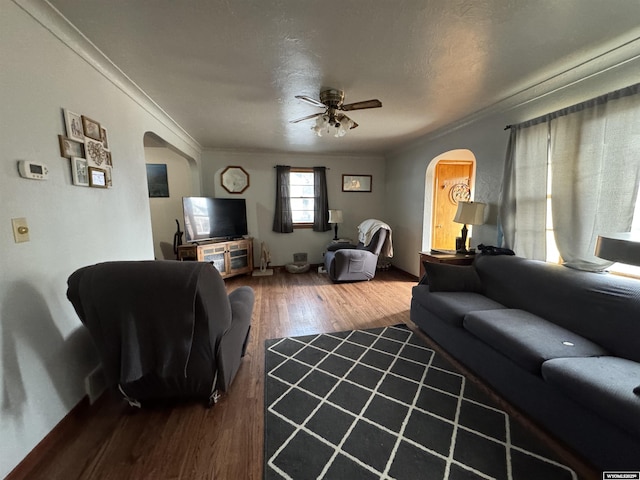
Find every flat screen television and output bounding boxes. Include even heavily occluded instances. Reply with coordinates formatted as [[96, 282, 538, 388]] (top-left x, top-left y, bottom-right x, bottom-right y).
[[182, 197, 248, 243]]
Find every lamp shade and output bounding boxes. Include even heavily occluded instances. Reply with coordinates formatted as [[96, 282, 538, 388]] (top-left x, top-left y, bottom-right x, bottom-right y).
[[453, 201, 486, 225], [594, 233, 640, 266], [328, 209, 343, 224]]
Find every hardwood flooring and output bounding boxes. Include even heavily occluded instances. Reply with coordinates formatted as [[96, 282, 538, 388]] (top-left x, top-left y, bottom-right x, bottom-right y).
[[9, 268, 599, 480]]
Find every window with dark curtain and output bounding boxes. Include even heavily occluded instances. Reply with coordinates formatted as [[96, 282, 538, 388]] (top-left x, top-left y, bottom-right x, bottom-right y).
[[272, 165, 293, 233], [313, 166, 331, 232], [272, 165, 331, 233]]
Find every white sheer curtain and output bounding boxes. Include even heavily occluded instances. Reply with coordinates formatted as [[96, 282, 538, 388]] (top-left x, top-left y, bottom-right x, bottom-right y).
[[551, 92, 640, 271], [499, 83, 640, 271], [498, 122, 548, 260]]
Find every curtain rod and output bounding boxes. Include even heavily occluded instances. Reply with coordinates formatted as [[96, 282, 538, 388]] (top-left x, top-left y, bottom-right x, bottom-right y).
[[504, 82, 640, 131], [273, 166, 330, 169]]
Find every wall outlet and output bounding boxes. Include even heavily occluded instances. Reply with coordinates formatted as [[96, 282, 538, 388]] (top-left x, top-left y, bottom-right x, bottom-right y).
[[293, 252, 307, 263], [84, 365, 107, 404]]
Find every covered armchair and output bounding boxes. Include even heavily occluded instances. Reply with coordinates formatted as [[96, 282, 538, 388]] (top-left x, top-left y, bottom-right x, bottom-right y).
[[324, 219, 393, 282], [66, 260, 253, 406]]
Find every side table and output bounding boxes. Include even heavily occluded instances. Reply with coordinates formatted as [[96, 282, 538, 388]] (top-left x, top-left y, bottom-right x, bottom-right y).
[[419, 251, 475, 278]]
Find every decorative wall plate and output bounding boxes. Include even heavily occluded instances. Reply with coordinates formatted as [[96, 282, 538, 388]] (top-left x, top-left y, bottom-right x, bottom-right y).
[[449, 183, 471, 204], [221, 166, 249, 194]]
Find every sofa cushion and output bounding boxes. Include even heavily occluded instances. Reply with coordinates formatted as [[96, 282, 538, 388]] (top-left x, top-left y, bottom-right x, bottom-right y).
[[411, 286, 505, 327], [421, 262, 483, 292], [474, 254, 640, 363], [463, 309, 609, 374], [542, 356, 640, 438]]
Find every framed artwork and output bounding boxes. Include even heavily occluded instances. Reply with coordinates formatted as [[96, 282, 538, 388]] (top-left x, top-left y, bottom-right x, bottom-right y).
[[81, 115, 102, 141], [71, 157, 89, 186], [100, 126, 109, 149], [342, 174, 372, 192], [88, 167, 107, 188], [221, 165, 249, 194], [64, 109, 85, 142], [146, 163, 169, 197], [58, 135, 85, 158], [85, 138, 107, 167], [104, 165, 113, 188], [105, 150, 113, 167]]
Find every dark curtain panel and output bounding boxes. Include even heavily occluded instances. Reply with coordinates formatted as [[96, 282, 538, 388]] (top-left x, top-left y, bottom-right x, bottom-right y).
[[313, 166, 331, 232], [272, 165, 293, 233]]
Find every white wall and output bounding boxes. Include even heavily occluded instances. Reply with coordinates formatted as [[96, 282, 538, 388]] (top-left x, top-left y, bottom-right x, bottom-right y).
[[201, 150, 386, 266], [0, 2, 201, 477]]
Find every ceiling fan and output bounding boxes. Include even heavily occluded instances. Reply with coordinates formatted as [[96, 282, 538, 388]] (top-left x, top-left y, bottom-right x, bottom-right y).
[[290, 89, 382, 137]]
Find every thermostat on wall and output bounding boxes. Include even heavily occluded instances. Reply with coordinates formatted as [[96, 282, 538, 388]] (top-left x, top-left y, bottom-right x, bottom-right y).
[[18, 160, 48, 180]]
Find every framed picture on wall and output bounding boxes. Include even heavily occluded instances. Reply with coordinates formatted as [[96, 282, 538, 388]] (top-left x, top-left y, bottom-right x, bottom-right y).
[[81, 115, 102, 141], [88, 167, 108, 188], [58, 135, 85, 158], [70, 157, 89, 186], [342, 174, 372, 192], [146, 163, 169, 197], [100, 126, 109, 149], [63, 109, 85, 142]]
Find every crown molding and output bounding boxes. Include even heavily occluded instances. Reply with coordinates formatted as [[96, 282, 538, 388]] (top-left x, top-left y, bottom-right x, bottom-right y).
[[390, 32, 640, 158], [13, 0, 202, 155]]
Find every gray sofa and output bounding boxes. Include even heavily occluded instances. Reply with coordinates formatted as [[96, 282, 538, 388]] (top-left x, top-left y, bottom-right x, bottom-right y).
[[410, 254, 640, 471]]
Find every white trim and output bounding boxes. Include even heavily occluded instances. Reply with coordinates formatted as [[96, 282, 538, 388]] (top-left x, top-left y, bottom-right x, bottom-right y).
[[14, 0, 201, 154]]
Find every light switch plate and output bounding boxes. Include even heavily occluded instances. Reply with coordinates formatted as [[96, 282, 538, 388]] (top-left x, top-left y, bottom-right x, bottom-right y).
[[12, 217, 30, 243]]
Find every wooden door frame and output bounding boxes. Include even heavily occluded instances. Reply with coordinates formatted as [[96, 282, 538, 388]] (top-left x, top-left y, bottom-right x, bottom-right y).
[[422, 150, 477, 252]]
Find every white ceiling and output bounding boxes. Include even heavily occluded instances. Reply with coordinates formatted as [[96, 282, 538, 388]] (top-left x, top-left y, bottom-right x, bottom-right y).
[[48, 0, 640, 155]]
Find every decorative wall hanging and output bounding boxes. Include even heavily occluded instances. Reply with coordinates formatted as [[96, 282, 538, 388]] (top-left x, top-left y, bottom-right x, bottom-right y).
[[59, 135, 85, 158], [63, 109, 84, 142], [342, 174, 372, 192], [60, 107, 113, 188], [71, 157, 89, 187], [88, 167, 107, 188], [81, 115, 102, 141], [221, 165, 249, 194], [449, 183, 471, 204]]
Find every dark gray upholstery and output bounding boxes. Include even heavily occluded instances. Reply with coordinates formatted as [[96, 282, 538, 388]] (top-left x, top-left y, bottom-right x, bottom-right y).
[[464, 309, 608, 374], [410, 254, 640, 470], [67, 260, 253, 405], [324, 228, 388, 282], [411, 287, 505, 327]]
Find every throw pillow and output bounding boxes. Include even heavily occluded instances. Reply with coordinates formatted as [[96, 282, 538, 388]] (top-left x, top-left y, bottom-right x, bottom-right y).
[[421, 262, 483, 293]]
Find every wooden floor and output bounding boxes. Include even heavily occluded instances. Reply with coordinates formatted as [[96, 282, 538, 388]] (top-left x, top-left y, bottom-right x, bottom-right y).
[[10, 268, 599, 480]]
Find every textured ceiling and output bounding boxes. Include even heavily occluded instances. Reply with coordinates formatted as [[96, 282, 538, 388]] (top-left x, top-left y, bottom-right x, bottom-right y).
[[48, 0, 640, 154]]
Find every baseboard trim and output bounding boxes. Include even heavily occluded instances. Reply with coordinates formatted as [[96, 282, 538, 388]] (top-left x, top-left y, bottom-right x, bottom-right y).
[[5, 396, 93, 480]]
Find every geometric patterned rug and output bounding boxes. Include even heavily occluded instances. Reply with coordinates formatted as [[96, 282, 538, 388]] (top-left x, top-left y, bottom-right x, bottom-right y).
[[264, 324, 578, 480]]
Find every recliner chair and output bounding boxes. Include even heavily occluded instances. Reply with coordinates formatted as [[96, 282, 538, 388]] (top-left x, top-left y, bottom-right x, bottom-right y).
[[66, 260, 253, 406], [324, 223, 390, 282]]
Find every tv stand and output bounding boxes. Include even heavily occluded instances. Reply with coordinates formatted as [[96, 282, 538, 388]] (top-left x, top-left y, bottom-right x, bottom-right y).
[[177, 238, 253, 279]]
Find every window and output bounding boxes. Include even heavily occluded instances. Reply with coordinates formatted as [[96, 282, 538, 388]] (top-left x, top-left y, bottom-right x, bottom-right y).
[[290, 169, 314, 226]]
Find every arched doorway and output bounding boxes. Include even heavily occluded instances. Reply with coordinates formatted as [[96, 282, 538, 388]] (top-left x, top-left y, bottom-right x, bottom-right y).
[[143, 132, 199, 259], [422, 149, 477, 252]]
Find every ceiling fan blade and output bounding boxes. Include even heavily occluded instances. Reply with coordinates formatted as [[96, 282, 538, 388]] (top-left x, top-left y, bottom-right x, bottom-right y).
[[295, 95, 326, 108], [340, 99, 382, 111], [289, 112, 323, 124], [350, 121, 359, 129]]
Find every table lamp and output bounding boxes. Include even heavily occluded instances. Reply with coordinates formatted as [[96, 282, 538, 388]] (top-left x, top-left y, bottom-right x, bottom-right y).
[[328, 209, 343, 241], [594, 232, 640, 266], [453, 201, 486, 253]]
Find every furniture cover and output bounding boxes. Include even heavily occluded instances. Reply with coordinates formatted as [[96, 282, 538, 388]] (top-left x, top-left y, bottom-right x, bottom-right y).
[[324, 219, 392, 282], [67, 260, 253, 406]]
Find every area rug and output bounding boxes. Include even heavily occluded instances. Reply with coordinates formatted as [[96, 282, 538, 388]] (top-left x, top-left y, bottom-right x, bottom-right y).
[[264, 324, 577, 480]]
